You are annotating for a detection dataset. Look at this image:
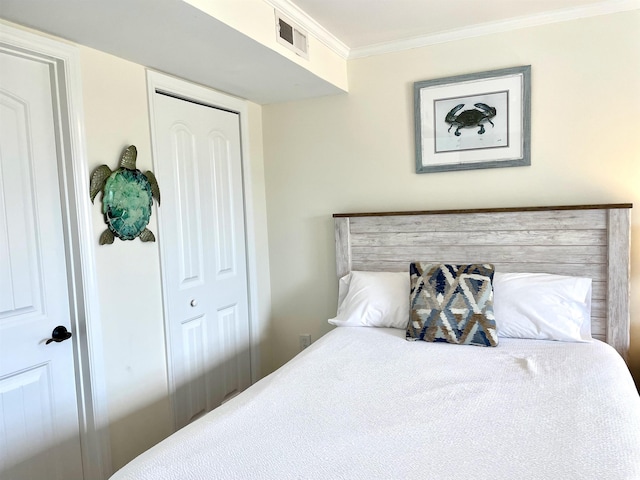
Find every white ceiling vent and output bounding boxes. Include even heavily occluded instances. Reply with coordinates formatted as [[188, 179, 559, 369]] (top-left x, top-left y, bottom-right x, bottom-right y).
[[275, 12, 309, 59]]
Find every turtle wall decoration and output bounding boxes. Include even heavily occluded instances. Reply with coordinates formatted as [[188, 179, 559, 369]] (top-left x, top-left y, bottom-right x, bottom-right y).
[[90, 145, 161, 245]]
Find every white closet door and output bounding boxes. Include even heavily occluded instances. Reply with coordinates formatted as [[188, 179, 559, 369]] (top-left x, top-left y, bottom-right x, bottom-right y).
[[152, 92, 251, 429]]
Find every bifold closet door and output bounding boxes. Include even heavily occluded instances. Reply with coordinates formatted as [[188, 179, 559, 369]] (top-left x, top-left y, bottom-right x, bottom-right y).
[[151, 92, 251, 429]]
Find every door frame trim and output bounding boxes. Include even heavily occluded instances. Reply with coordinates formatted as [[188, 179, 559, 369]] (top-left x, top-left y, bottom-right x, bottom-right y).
[[0, 21, 112, 479], [146, 70, 263, 431]]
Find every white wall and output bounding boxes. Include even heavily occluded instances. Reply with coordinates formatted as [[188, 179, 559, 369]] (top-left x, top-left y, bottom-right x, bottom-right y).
[[78, 47, 271, 470], [184, 0, 348, 93], [262, 11, 640, 385]]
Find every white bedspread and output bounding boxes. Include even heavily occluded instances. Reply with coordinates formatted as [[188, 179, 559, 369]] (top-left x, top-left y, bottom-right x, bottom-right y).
[[111, 327, 640, 480]]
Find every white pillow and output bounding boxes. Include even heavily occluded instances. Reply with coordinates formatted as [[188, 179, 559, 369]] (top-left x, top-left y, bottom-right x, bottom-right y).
[[493, 272, 592, 342], [328, 271, 409, 329]]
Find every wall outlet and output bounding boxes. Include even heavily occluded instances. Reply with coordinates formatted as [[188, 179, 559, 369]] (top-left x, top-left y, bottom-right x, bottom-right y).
[[299, 334, 311, 351]]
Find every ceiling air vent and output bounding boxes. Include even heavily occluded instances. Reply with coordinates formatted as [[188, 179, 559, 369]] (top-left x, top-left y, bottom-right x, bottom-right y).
[[275, 12, 309, 59]]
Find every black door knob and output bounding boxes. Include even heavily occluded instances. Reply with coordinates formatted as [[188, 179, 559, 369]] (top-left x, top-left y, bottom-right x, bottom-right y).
[[46, 325, 72, 345]]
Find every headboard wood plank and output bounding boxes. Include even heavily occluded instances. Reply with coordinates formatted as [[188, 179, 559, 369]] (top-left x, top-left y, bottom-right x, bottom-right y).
[[348, 261, 607, 281], [350, 230, 607, 247], [607, 208, 631, 358], [351, 245, 605, 264], [333, 204, 632, 359], [334, 203, 632, 218], [335, 217, 351, 278], [348, 209, 608, 232]]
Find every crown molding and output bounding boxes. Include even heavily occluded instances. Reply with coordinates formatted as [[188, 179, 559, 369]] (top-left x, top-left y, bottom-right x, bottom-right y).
[[349, 0, 640, 59], [264, 0, 350, 58]]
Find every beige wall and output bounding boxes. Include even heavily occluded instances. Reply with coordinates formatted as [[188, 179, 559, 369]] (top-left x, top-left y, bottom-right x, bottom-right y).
[[262, 11, 640, 387], [80, 47, 172, 470], [79, 48, 270, 470]]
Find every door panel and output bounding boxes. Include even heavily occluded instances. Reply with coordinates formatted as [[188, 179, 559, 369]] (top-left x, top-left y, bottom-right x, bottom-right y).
[[0, 89, 42, 318], [0, 365, 55, 475], [209, 133, 236, 275], [172, 125, 204, 284], [215, 304, 243, 402], [153, 93, 251, 430], [0, 50, 83, 479]]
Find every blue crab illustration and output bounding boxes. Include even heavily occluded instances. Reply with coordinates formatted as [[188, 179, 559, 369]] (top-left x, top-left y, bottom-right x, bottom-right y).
[[445, 103, 497, 136]]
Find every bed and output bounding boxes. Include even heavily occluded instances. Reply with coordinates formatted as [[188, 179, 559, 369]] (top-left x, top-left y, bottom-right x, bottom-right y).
[[111, 204, 640, 480]]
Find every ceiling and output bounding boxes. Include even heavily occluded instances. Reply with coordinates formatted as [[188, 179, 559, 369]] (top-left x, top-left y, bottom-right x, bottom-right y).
[[0, 0, 636, 103], [289, 0, 622, 51]]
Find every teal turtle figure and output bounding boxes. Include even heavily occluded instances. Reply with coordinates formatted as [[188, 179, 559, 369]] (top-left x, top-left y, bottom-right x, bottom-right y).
[[90, 145, 161, 245]]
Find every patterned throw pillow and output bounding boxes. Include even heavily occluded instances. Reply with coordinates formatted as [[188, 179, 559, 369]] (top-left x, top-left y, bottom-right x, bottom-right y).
[[406, 263, 498, 347]]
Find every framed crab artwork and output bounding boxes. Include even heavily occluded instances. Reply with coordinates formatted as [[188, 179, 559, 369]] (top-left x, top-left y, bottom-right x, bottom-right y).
[[414, 65, 531, 173]]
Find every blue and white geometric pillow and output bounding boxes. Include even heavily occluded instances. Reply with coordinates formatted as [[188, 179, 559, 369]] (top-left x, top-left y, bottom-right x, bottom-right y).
[[406, 263, 498, 347]]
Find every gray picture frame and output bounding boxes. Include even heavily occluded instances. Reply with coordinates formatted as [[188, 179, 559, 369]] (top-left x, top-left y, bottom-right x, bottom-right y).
[[414, 65, 531, 174]]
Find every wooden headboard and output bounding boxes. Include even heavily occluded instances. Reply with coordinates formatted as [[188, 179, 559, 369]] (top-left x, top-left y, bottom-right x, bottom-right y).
[[333, 204, 632, 358]]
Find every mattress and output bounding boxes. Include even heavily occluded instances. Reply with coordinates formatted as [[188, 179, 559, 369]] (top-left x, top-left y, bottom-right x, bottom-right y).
[[110, 327, 640, 480]]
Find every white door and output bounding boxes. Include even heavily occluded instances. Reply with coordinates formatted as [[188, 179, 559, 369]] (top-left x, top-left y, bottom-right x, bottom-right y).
[[152, 92, 251, 430], [0, 50, 84, 478]]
